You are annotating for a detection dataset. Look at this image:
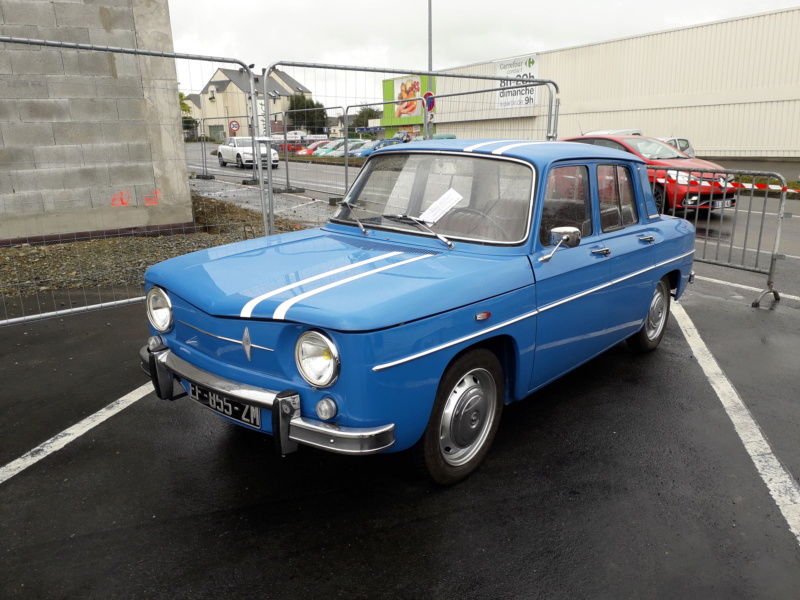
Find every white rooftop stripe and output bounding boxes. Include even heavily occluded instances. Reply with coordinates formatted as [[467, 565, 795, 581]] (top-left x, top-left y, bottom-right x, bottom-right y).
[[673, 303, 800, 547], [463, 140, 518, 152], [492, 141, 548, 155], [240, 251, 402, 318], [0, 383, 152, 486], [273, 254, 432, 320]]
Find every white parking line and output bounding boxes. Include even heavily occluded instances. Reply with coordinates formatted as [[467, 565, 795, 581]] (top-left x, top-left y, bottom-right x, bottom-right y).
[[673, 303, 800, 546], [695, 276, 800, 302], [0, 383, 152, 486]]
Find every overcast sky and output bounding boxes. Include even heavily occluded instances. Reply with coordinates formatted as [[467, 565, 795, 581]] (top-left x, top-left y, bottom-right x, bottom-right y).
[[167, 0, 798, 75]]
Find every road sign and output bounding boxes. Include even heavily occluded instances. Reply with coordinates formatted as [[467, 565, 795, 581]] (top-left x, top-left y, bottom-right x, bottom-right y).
[[229, 120, 240, 132], [423, 92, 435, 112]]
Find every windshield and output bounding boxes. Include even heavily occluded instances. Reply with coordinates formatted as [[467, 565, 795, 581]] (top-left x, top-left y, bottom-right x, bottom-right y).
[[333, 153, 534, 244], [625, 137, 686, 160]]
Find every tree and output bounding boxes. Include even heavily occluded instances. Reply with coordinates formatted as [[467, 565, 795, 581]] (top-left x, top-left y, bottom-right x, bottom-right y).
[[352, 107, 382, 129], [288, 94, 327, 135], [179, 92, 192, 115], [179, 93, 198, 136]]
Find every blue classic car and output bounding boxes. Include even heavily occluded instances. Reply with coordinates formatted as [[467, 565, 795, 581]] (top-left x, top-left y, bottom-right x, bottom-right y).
[[142, 140, 695, 484]]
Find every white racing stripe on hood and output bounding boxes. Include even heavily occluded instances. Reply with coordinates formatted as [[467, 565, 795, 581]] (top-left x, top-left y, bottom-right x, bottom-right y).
[[272, 254, 432, 321], [240, 251, 402, 318]]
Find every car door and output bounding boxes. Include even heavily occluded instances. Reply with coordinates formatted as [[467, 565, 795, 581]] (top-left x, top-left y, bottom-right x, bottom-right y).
[[529, 164, 611, 392], [221, 138, 236, 162], [595, 163, 657, 344]]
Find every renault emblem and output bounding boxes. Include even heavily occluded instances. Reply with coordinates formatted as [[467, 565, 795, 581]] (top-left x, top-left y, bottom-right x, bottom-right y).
[[242, 327, 252, 361]]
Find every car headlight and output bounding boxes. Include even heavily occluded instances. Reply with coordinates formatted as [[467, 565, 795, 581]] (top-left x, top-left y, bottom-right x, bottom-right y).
[[295, 331, 340, 388], [146, 286, 173, 333], [666, 170, 691, 185], [243, 152, 253, 159]]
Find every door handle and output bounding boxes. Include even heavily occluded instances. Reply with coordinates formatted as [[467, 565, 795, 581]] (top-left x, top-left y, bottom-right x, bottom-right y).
[[591, 248, 611, 257], [638, 236, 655, 244]]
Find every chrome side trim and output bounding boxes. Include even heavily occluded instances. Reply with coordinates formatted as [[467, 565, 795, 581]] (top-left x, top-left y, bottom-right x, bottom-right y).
[[372, 249, 696, 371], [289, 417, 395, 455], [240, 251, 403, 318], [151, 348, 278, 408], [273, 253, 432, 320], [178, 321, 273, 353], [373, 308, 540, 371]]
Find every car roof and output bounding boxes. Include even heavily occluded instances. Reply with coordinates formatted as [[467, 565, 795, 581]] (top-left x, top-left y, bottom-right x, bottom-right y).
[[563, 134, 641, 142], [376, 138, 644, 165]]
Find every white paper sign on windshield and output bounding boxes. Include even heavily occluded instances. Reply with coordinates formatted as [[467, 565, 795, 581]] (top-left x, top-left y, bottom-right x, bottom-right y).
[[419, 188, 463, 226]]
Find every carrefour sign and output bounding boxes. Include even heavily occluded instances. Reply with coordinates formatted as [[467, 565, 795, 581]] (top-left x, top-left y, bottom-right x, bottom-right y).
[[495, 55, 539, 110]]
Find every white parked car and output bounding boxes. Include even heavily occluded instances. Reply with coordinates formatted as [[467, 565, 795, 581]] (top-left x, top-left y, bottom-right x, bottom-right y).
[[217, 137, 280, 169], [658, 137, 696, 158]]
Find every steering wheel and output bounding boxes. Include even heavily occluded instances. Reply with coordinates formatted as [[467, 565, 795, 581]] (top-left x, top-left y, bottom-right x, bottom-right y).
[[446, 208, 508, 240]]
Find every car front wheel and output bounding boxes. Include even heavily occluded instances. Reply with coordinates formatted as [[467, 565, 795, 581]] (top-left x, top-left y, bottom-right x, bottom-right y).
[[653, 185, 665, 214], [421, 349, 504, 485], [627, 275, 671, 353], [236, 154, 244, 169], [218, 153, 226, 167]]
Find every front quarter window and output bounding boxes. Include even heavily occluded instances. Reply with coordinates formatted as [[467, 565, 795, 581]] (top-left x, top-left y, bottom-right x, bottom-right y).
[[335, 153, 534, 244], [539, 165, 592, 245]]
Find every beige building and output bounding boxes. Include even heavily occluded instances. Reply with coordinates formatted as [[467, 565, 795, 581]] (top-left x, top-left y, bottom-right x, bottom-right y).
[[186, 68, 312, 141], [0, 0, 190, 244], [436, 7, 800, 162]]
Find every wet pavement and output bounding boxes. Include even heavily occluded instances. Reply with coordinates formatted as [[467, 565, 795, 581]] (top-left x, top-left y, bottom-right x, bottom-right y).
[[3, 175, 800, 599], [2, 260, 799, 599]]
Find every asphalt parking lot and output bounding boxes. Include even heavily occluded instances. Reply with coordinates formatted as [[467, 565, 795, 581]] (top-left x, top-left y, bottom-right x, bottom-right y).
[[2, 204, 800, 599]]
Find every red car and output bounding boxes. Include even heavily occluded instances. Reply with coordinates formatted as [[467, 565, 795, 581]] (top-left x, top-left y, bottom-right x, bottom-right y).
[[563, 135, 737, 212], [295, 140, 331, 156]]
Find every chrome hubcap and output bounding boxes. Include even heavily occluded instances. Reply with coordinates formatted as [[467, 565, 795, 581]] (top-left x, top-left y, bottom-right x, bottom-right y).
[[645, 282, 667, 341], [439, 368, 496, 467]]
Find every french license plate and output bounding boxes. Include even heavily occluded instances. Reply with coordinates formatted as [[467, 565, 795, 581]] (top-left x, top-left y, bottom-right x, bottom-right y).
[[188, 382, 261, 429], [712, 200, 732, 208]]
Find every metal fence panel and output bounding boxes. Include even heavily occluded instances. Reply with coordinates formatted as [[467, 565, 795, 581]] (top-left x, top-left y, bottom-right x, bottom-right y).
[[648, 166, 791, 305], [2, 38, 561, 326]]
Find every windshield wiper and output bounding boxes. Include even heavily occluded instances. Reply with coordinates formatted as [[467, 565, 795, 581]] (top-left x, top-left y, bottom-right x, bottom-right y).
[[384, 214, 454, 249], [339, 201, 368, 236]]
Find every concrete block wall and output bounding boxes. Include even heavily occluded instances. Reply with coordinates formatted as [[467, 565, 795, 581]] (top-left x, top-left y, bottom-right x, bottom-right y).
[[0, 0, 192, 243]]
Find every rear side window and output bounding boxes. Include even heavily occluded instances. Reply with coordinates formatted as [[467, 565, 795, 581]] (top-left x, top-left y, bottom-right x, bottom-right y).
[[539, 166, 592, 246], [594, 139, 629, 153], [598, 165, 639, 231]]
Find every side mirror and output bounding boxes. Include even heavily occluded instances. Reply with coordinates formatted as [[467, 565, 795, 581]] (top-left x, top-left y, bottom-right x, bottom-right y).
[[539, 226, 582, 263], [548, 226, 581, 248]]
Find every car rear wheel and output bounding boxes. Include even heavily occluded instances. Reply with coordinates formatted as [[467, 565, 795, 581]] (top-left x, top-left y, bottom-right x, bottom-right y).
[[627, 275, 671, 353], [236, 154, 244, 169], [218, 153, 226, 167], [420, 349, 504, 485]]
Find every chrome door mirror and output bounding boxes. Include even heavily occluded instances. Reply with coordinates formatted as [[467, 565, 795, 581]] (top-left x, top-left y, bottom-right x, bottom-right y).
[[539, 226, 582, 263]]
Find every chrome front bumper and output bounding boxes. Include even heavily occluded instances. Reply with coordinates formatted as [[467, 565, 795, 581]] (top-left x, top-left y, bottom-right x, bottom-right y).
[[140, 344, 395, 456]]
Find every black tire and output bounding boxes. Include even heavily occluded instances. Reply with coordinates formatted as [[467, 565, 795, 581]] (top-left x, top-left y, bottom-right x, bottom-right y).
[[236, 154, 244, 169], [421, 349, 504, 485], [218, 153, 226, 167], [627, 275, 671, 353], [653, 185, 665, 214]]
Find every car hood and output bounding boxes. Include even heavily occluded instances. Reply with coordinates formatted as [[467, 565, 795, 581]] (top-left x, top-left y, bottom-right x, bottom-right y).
[[646, 157, 723, 173], [146, 229, 534, 331]]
